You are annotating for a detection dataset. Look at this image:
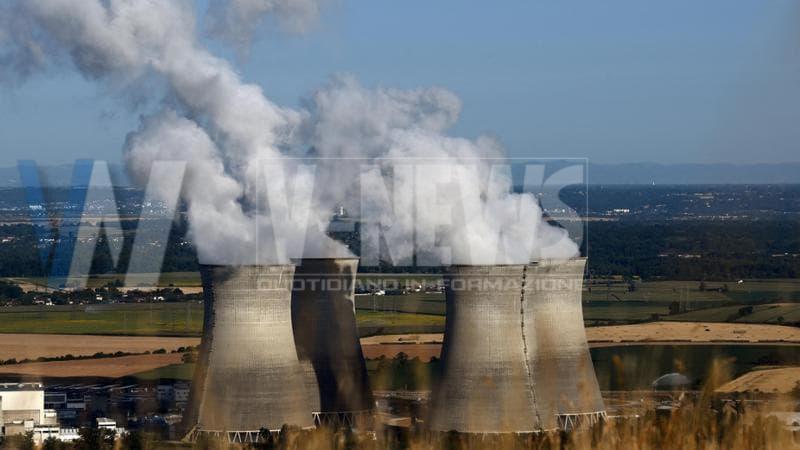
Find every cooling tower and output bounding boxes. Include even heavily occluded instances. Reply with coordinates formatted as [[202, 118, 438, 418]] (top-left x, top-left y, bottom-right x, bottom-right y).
[[428, 265, 541, 433], [524, 258, 605, 430], [291, 258, 374, 427], [183, 265, 316, 443]]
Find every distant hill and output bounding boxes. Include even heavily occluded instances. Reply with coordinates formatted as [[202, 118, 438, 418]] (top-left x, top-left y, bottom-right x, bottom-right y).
[[588, 162, 800, 185]]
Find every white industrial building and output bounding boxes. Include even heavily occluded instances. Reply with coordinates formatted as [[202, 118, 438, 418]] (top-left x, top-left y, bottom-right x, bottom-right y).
[[0, 383, 114, 444], [0, 383, 59, 442]]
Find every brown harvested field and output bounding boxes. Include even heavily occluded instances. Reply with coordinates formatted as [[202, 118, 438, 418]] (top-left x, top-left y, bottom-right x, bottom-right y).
[[358, 322, 800, 360], [0, 353, 184, 378], [360, 334, 443, 346], [0, 333, 200, 361], [716, 367, 800, 394], [2, 322, 798, 373], [360, 333, 444, 361], [2, 278, 52, 293], [586, 321, 800, 344]]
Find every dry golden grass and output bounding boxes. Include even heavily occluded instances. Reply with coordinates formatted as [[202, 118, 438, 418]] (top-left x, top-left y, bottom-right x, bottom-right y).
[[0, 352, 183, 378], [360, 322, 800, 348], [717, 367, 800, 395], [358, 322, 800, 362], [180, 360, 800, 449], [0, 333, 199, 361], [180, 407, 799, 450], [587, 322, 800, 344]]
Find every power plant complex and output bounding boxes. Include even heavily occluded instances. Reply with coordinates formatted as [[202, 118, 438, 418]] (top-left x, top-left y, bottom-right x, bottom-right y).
[[524, 258, 605, 430], [184, 257, 603, 440], [428, 265, 542, 433], [183, 265, 317, 443], [292, 258, 374, 427], [428, 258, 605, 433]]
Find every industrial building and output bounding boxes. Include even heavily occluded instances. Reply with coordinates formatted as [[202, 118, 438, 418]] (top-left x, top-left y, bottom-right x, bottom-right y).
[[428, 259, 605, 433], [183, 265, 317, 443], [524, 258, 606, 430], [0, 383, 59, 442], [292, 258, 374, 427], [428, 265, 541, 433]]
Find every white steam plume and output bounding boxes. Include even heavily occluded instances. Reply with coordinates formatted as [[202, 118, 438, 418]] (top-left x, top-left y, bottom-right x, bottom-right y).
[[0, 1, 578, 266], [207, 0, 325, 54], [0, 0, 344, 264], [298, 76, 580, 264]]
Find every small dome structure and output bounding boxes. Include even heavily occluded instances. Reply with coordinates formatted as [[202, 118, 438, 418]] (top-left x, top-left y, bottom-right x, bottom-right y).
[[652, 373, 691, 391]]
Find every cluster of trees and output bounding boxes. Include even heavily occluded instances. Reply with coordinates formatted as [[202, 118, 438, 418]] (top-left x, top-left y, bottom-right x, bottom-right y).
[[585, 219, 800, 280], [0, 219, 198, 278], [2, 217, 800, 281], [0, 346, 195, 366], [369, 352, 440, 391], [0, 280, 22, 299], [0, 285, 197, 306]]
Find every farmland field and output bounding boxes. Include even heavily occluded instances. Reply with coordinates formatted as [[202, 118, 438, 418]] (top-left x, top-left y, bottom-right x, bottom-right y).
[[0, 353, 184, 378], [129, 343, 800, 391], [0, 302, 444, 337], [584, 279, 800, 304], [664, 303, 800, 324], [0, 276, 798, 339], [134, 361, 196, 381], [716, 366, 800, 394], [0, 333, 199, 361], [0, 302, 204, 336]]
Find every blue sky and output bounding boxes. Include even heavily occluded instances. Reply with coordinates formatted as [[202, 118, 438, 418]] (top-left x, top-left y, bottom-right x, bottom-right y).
[[1, 0, 799, 166]]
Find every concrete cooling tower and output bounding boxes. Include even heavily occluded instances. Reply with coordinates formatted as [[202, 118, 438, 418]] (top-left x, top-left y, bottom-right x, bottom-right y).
[[428, 265, 541, 433], [291, 258, 374, 427], [524, 258, 605, 430], [183, 265, 316, 443]]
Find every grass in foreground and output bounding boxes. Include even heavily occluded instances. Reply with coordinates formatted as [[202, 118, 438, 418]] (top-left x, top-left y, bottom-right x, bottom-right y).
[[17, 400, 793, 449]]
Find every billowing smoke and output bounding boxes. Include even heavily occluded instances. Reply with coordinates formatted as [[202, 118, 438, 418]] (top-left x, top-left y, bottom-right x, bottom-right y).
[[0, 0, 578, 267], [207, 0, 325, 54], [298, 76, 579, 264], [0, 0, 341, 264]]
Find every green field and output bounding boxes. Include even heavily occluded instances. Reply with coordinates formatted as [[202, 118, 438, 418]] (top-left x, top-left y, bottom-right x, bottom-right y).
[[583, 303, 669, 322], [584, 279, 800, 303], [2, 275, 799, 334], [0, 303, 204, 336], [665, 303, 800, 324], [0, 303, 444, 336], [584, 280, 729, 302], [355, 292, 445, 315]]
